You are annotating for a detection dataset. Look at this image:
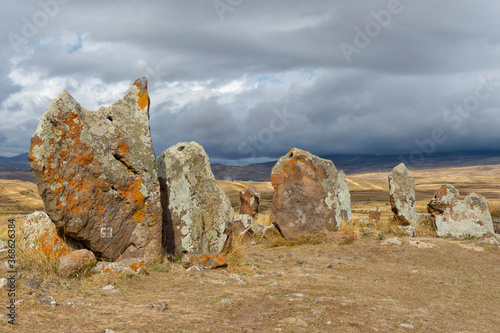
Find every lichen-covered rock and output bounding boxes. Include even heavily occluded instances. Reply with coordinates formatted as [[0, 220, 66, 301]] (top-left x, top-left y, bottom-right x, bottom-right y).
[[335, 171, 352, 226], [92, 258, 146, 275], [157, 142, 234, 255], [58, 249, 96, 278], [427, 185, 494, 238], [270, 148, 350, 238], [182, 253, 228, 270], [23, 212, 71, 259], [388, 163, 418, 226], [239, 186, 260, 218], [29, 78, 162, 261]]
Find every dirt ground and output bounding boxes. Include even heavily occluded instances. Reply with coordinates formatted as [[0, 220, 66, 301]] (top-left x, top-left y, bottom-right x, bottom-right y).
[[1, 237, 499, 333]]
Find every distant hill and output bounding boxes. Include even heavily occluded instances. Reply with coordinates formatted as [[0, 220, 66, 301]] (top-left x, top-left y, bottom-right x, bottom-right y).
[[211, 150, 500, 181], [0, 153, 30, 169]]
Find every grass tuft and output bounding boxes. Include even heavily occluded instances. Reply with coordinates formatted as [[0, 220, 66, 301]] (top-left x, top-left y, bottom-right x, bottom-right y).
[[267, 232, 327, 248]]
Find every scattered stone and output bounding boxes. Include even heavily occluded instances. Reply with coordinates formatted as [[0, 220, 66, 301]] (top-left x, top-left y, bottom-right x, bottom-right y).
[[220, 298, 234, 304], [101, 285, 120, 293], [427, 185, 494, 238], [228, 274, 246, 285], [182, 253, 228, 270], [0, 239, 6, 250], [400, 323, 415, 329], [314, 297, 324, 302], [0, 278, 7, 289], [58, 249, 97, 278], [29, 77, 162, 261], [157, 141, 234, 255], [156, 302, 168, 312], [458, 244, 484, 252], [23, 278, 43, 290], [36, 294, 57, 308], [229, 214, 264, 237], [369, 207, 382, 223], [239, 186, 260, 218], [270, 148, 351, 238], [66, 301, 76, 307], [312, 309, 322, 315], [397, 225, 416, 237], [101, 329, 116, 333], [22, 212, 72, 259], [481, 237, 500, 246], [388, 163, 418, 226], [92, 258, 146, 275], [382, 237, 402, 245]]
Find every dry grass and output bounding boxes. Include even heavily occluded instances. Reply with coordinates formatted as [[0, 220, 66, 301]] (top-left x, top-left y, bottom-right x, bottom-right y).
[[267, 232, 328, 248]]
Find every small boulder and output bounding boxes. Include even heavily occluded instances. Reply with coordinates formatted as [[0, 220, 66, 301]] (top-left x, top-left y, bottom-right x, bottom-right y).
[[427, 185, 494, 238], [388, 163, 418, 226], [239, 186, 260, 218], [58, 249, 97, 278], [182, 253, 228, 270], [92, 258, 146, 275], [22, 212, 71, 259], [157, 142, 234, 256], [270, 148, 351, 238], [369, 207, 382, 223]]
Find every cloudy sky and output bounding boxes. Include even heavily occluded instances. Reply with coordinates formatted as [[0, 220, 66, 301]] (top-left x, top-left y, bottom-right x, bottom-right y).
[[1, 0, 500, 164]]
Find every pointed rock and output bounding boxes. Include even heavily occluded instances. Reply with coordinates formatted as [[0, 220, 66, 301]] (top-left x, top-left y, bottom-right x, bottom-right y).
[[23, 212, 72, 259], [156, 142, 234, 255], [388, 163, 418, 226], [270, 148, 351, 238], [29, 78, 162, 261], [239, 186, 260, 218]]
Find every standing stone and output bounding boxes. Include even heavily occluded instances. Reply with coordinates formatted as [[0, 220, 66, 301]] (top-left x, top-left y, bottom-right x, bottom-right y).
[[156, 142, 234, 256], [369, 207, 382, 223], [270, 148, 350, 238], [427, 185, 494, 238], [239, 186, 260, 218], [29, 77, 162, 261], [335, 171, 352, 226], [388, 163, 418, 226]]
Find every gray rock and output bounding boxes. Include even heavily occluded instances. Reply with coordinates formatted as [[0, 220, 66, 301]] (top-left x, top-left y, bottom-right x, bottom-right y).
[[23, 278, 43, 290], [335, 171, 352, 226], [36, 294, 58, 308], [157, 142, 234, 255], [29, 77, 162, 261], [0, 278, 7, 289], [382, 237, 402, 245], [428, 185, 494, 238], [389, 163, 418, 226]]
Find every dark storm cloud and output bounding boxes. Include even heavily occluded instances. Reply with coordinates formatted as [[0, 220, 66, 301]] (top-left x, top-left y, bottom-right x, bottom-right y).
[[0, 0, 499, 161]]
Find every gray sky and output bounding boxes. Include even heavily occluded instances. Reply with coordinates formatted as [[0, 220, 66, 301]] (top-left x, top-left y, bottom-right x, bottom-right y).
[[1, 0, 500, 164]]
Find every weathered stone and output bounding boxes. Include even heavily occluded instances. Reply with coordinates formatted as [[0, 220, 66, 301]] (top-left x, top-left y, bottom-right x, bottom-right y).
[[262, 223, 285, 239], [182, 253, 228, 270], [58, 249, 97, 278], [270, 148, 351, 238], [92, 258, 146, 275], [369, 207, 382, 223], [239, 186, 260, 218], [157, 142, 234, 255], [36, 294, 57, 308], [427, 185, 494, 238], [29, 77, 162, 261], [335, 171, 352, 226], [382, 237, 402, 245], [22, 212, 71, 259], [388, 163, 418, 226]]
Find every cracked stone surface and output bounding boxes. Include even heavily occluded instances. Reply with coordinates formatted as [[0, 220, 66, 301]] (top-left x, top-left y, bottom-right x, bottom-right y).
[[29, 77, 162, 261], [388, 163, 418, 227]]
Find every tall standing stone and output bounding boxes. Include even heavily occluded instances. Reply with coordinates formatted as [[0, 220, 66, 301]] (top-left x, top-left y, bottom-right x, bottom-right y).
[[427, 184, 494, 237], [270, 148, 351, 238], [29, 77, 162, 261], [156, 142, 234, 256], [388, 163, 418, 226], [239, 186, 260, 218]]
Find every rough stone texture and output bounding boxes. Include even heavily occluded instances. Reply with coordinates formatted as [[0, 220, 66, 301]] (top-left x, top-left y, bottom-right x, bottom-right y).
[[57, 249, 97, 278], [335, 171, 352, 226], [262, 223, 285, 239], [157, 142, 234, 256], [92, 258, 146, 275], [427, 185, 494, 238], [182, 253, 228, 270], [231, 214, 264, 236], [388, 163, 418, 226], [23, 212, 71, 259], [29, 78, 162, 261], [270, 148, 351, 238], [369, 207, 382, 223], [239, 186, 260, 218]]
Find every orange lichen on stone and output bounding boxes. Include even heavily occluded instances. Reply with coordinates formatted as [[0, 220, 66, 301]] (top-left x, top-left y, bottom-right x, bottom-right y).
[[182, 253, 228, 269], [134, 82, 149, 110], [39, 230, 71, 258]]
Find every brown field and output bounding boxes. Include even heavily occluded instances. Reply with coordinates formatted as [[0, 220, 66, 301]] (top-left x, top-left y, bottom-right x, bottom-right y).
[[0, 165, 499, 332]]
